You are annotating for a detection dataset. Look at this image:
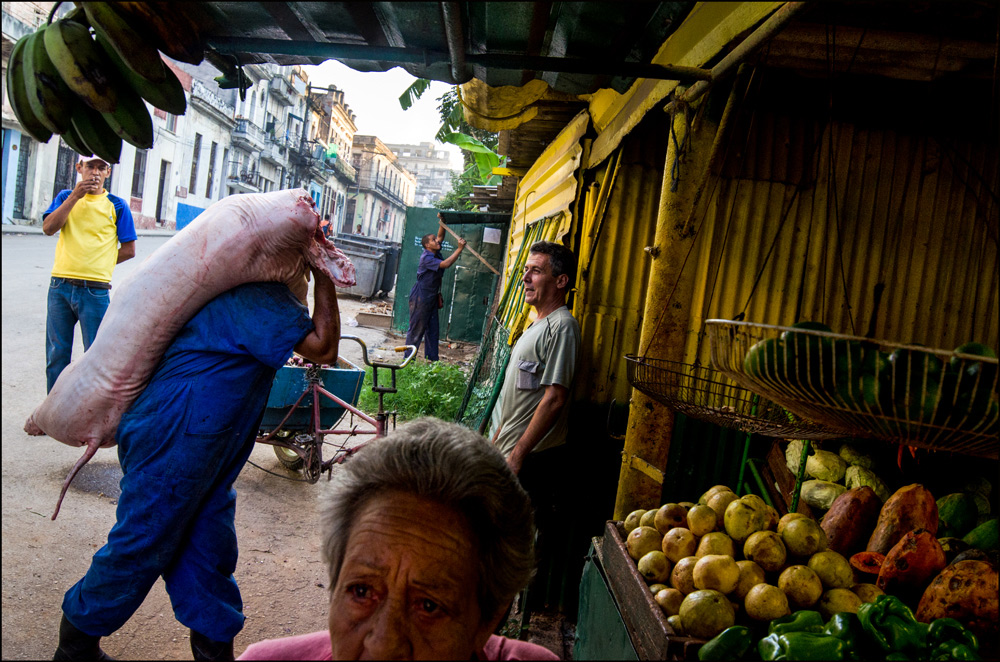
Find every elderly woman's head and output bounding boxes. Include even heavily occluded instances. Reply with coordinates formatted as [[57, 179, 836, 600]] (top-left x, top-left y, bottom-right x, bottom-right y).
[[321, 418, 536, 660]]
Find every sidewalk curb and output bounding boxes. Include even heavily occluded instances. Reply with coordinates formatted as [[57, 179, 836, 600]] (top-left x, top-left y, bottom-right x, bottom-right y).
[[2, 224, 178, 237]]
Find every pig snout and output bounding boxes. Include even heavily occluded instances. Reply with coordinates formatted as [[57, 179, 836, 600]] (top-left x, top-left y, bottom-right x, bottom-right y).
[[24, 415, 44, 436]]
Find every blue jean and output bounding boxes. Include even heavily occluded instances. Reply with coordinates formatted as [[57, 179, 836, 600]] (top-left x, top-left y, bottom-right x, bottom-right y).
[[46, 277, 111, 392], [405, 293, 439, 361], [61, 383, 262, 642]]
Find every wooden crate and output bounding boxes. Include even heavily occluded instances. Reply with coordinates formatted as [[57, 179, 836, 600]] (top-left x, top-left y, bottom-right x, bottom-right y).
[[598, 521, 705, 660]]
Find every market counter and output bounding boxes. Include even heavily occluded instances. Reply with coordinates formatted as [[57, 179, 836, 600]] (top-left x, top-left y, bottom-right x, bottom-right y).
[[575, 521, 704, 660]]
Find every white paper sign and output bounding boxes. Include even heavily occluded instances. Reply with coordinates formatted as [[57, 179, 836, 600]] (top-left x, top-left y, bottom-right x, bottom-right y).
[[483, 227, 502, 244]]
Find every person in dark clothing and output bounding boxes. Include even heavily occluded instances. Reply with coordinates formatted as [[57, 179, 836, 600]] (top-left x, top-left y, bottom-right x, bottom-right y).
[[404, 215, 466, 361], [54, 268, 341, 662]]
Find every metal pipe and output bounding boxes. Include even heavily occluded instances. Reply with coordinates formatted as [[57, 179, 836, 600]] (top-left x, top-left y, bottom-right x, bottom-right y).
[[665, 1, 808, 112], [440, 2, 469, 84], [206, 37, 714, 82]]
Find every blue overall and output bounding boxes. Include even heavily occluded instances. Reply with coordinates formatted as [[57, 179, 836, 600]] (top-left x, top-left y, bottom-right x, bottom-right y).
[[405, 248, 444, 361], [62, 282, 313, 642]]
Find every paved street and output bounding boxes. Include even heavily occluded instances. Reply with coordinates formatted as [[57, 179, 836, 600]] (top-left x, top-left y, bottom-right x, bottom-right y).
[[0, 230, 393, 660]]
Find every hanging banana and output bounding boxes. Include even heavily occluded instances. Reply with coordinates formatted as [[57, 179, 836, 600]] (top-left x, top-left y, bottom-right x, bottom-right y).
[[83, 2, 168, 83], [101, 82, 154, 150], [95, 31, 187, 116], [6, 34, 53, 143], [23, 27, 74, 135], [71, 105, 123, 164], [60, 122, 95, 159], [104, 2, 206, 65], [44, 18, 120, 114]]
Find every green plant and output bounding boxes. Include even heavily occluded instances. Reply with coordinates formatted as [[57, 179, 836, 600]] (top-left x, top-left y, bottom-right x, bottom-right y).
[[358, 360, 470, 422]]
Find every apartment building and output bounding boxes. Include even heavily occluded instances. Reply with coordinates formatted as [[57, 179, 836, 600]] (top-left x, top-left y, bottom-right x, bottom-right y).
[[349, 135, 416, 242], [384, 141, 456, 208]]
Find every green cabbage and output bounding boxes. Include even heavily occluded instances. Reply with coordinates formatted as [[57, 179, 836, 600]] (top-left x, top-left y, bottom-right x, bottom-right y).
[[806, 450, 847, 483], [838, 443, 874, 470], [801, 480, 847, 510], [845, 465, 890, 502]]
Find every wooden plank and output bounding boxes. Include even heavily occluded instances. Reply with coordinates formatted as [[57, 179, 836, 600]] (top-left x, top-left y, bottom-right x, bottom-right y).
[[598, 521, 705, 660]]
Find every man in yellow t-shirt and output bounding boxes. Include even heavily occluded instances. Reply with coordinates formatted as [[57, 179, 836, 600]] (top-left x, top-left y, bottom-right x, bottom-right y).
[[42, 155, 137, 392]]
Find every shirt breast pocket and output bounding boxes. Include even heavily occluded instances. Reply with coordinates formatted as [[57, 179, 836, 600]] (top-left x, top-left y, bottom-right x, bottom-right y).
[[516, 360, 542, 390]]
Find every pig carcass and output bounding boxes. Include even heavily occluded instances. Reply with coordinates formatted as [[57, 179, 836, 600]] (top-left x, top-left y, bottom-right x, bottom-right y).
[[25, 188, 356, 518]]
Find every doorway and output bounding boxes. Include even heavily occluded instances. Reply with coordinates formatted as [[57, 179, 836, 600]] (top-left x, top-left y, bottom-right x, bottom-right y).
[[155, 160, 170, 226]]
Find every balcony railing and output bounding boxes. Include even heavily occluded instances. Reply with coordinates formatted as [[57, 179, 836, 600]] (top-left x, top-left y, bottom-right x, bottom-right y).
[[232, 118, 266, 150], [227, 164, 261, 191], [373, 180, 407, 208], [330, 155, 356, 183]]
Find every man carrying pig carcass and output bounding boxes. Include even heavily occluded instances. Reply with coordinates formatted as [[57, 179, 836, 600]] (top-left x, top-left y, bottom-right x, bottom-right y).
[[54, 268, 341, 662], [42, 155, 137, 393]]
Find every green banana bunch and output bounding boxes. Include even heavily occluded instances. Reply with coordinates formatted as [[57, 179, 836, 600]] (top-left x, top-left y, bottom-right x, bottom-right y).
[[5, 34, 53, 143], [101, 82, 154, 150], [94, 31, 186, 116], [23, 27, 74, 135], [44, 18, 120, 114]]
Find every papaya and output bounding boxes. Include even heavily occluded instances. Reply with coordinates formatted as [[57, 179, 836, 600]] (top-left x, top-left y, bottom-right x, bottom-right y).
[[916, 560, 999, 652], [850, 551, 885, 584], [866, 484, 938, 555], [963, 518, 999, 551], [876, 528, 947, 602], [822, 487, 882, 557], [937, 493, 979, 538]]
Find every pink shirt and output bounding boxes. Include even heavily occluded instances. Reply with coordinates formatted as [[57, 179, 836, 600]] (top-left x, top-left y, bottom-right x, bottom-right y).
[[237, 629, 560, 661]]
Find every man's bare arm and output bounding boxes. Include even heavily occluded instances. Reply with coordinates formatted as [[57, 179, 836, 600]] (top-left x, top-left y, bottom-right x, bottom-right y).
[[506, 383, 569, 474], [440, 238, 467, 269], [116, 241, 136, 264], [294, 269, 341, 364]]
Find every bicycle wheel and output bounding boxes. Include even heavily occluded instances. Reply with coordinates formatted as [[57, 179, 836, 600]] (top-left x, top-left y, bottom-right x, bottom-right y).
[[273, 444, 304, 470]]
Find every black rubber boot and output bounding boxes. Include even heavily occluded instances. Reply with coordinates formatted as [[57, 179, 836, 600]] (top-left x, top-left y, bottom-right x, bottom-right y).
[[53, 614, 114, 661], [190, 630, 234, 661]]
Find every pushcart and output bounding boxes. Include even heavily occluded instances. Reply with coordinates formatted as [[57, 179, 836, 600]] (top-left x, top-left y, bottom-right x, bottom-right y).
[[254, 334, 416, 483]]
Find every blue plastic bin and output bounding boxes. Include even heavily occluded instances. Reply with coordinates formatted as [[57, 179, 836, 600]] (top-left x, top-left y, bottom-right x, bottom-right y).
[[261, 357, 365, 430]]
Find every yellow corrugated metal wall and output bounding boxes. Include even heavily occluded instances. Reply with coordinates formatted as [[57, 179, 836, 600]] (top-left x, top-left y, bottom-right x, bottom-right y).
[[575, 125, 670, 404], [671, 112, 999, 367]]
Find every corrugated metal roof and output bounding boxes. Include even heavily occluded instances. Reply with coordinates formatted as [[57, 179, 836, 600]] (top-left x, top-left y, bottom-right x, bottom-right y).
[[197, 2, 697, 93]]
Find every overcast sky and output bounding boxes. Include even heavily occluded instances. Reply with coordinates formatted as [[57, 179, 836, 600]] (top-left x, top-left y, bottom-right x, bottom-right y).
[[303, 59, 464, 170]]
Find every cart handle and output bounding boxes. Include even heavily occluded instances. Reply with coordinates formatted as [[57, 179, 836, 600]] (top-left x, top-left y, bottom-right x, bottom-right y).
[[339, 335, 417, 369]]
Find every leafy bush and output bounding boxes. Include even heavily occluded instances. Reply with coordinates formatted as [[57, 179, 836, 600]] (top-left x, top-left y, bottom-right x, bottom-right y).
[[357, 360, 470, 422]]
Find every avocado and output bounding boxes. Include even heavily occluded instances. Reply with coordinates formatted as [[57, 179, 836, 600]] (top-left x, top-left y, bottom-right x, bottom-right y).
[[962, 518, 999, 552], [937, 493, 980, 538]]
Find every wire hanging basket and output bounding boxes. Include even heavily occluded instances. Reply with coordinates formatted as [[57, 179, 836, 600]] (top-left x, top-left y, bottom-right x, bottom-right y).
[[625, 355, 847, 439], [705, 320, 1000, 458]]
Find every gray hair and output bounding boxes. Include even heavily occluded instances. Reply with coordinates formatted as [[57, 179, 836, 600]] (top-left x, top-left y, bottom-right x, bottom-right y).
[[321, 417, 536, 622], [529, 241, 577, 284]]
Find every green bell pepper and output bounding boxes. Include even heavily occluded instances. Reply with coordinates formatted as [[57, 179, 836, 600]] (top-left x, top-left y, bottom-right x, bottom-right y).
[[857, 595, 928, 655], [930, 643, 981, 661], [927, 617, 979, 652], [822, 612, 862, 658], [758, 632, 849, 661], [768, 610, 825, 636], [698, 626, 753, 661]]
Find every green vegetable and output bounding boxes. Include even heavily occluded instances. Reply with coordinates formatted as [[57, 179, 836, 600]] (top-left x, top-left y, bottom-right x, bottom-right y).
[[758, 632, 850, 661], [838, 443, 874, 470], [801, 479, 847, 510], [845, 465, 890, 502], [857, 595, 928, 656], [930, 643, 981, 660], [962, 518, 999, 551], [937, 493, 979, 538], [823, 612, 862, 654], [698, 625, 753, 661], [806, 450, 847, 483], [927, 617, 979, 652], [768, 610, 825, 636]]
